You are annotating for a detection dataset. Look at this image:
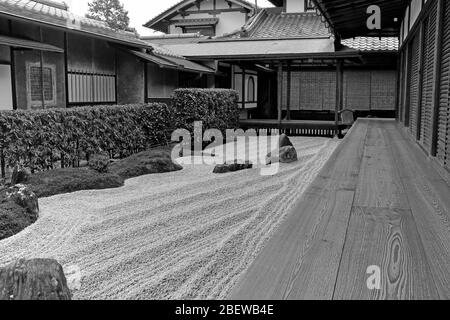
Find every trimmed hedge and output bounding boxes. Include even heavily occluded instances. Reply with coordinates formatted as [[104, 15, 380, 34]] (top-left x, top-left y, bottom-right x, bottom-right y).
[[0, 103, 174, 171], [173, 89, 240, 133], [0, 89, 239, 173]]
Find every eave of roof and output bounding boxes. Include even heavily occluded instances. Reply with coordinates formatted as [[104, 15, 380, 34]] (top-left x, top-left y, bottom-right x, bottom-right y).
[[159, 38, 337, 61], [312, 0, 407, 38], [127, 49, 215, 74], [0, 0, 151, 49], [0, 34, 63, 52]]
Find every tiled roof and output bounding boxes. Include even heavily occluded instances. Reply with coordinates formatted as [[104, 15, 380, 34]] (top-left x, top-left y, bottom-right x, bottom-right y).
[[159, 38, 336, 60], [342, 37, 399, 52], [225, 7, 331, 40], [0, 0, 150, 48]]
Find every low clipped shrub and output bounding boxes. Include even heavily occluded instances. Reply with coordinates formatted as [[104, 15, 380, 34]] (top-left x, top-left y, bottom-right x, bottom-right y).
[[109, 146, 182, 180], [26, 168, 125, 198], [0, 189, 37, 241], [172, 89, 240, 133], [88, 153, 110, 173]]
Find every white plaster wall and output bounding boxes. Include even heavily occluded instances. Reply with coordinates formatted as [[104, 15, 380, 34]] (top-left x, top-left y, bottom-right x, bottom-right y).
[[168, 0, 249, 36], [0, 64, 13, 110], [286, 0, 305, 13]]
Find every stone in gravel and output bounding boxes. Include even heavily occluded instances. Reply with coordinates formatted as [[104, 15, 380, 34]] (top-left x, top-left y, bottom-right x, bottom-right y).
[[11, 166, 31, 185], [266, 146, 298, 164], [0, 259, 72, 300], [213, 161, 253, 174], [7, 184, 39, 218], [279, 134, 294, 148]]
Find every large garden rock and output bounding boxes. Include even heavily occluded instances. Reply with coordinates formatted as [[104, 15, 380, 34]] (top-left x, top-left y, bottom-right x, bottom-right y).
[[266, 146, 298, 164], [279, 134, 294, 148], [7, 184, 39, 219], [279, 146, 298, 163], [213, 161, 253, 174], [266, 135, 298, 165], [11, 166, 31, 185], [0, 259, 72, 300]]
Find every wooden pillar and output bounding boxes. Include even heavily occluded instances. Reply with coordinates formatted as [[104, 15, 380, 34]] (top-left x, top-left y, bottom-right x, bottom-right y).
[[335, 59, 344, 133], [416, 22, 425, 141], [286, 61, 291, 121], [404, 43, 412, 126], [39, 27, 45, 110], [242, 67, 246, 110], [431, 0, 445, 156], [277, 61, 283, 123]]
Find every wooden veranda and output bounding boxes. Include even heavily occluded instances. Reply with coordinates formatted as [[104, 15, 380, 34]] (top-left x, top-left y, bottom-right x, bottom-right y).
[[232, 119, 450, 300]]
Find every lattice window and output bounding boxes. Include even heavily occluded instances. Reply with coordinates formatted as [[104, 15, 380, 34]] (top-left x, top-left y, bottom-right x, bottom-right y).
[[27, 63, 56, 108], [68, 70, 116, 104]]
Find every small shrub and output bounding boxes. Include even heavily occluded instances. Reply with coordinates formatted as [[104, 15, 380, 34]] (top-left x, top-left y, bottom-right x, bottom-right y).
[[109, 146, 182, 180], [26, 168, 124, 198], [88, 153, 110, 173], [0, 189, 36, 240]]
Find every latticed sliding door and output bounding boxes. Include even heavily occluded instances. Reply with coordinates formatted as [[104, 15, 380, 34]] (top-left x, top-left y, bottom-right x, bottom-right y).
[[344, 71, 371, 111], [419, 2, 438, 153], [370, 70, 397, 110], [438, 0, 450, 170]]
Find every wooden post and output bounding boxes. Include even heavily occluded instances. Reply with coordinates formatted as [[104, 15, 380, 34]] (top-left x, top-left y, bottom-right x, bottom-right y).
[[416, 22, 425, 141], [242, 67, 246, 110], [39, 27, 45, 110], [286, 61, 291, 121], [404, 43, 412, 126], [335, 59, 344, 136], [431, 0, 445, 156], [277, 62, 283, 123]]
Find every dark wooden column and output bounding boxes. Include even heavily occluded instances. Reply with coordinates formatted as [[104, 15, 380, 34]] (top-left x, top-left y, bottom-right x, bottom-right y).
[[39, 27, 45, 110], [431, 0, 445, 156], [415, 22, 425, 141], [277, 61, 283, 122], [242, 67, 246, 110], [286, 61, 292, 121], [335, 59, 344, 133]]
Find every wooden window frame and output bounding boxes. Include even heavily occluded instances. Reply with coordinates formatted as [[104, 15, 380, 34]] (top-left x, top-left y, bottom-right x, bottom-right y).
[[26, 62, 56, 109]]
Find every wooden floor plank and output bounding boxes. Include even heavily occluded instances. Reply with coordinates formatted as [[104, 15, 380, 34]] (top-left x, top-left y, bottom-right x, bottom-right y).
[[383, 123, 450, 299], [333, 206, 441, 300], [230, 121, 369, 300], [231, 119, 450, 300]]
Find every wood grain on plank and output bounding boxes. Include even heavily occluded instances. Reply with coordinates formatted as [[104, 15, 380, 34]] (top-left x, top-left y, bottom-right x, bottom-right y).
[[354, 122, 410, 209], [384, 123, 450, 299], [333, 206, 441, 300]]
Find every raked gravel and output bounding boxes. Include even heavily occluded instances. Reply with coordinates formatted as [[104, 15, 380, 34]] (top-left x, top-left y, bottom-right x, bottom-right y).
[[0, 137, 339, 300]]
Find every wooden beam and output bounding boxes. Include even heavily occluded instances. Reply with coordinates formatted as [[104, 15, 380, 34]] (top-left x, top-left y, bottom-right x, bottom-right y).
[[277, 62, 283, 122]]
